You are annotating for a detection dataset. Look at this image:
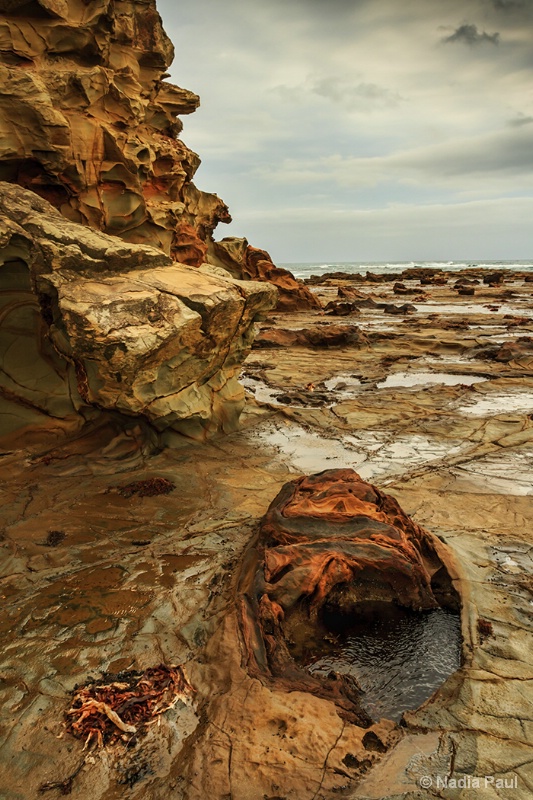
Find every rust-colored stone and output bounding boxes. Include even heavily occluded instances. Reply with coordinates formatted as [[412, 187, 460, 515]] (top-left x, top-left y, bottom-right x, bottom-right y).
[[254, 324, 369, 349], [494, 336, 533, 363], [209, 238, 321, 311], [243, 246, 321, 311], [239, 469, 459, 723]]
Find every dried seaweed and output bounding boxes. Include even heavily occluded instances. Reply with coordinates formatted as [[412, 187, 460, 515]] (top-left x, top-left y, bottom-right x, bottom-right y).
[[65, 664, 194, 749]]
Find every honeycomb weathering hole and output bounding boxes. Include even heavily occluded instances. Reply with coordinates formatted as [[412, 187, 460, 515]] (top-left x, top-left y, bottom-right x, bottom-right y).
[[239, 468, 462, 725]]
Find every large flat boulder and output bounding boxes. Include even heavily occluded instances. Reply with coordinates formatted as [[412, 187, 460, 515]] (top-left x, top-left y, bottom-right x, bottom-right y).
[[0, 183, 276, 445]]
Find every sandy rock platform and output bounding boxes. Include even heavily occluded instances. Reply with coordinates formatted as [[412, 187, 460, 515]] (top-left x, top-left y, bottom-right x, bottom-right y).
[[1, 267, 533, 799]]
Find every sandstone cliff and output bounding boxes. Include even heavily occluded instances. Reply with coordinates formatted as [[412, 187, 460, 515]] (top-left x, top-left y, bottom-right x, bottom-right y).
[[0, 0, 317, 309], [0, 0, 227, 261], [0, 0, 293, 445]]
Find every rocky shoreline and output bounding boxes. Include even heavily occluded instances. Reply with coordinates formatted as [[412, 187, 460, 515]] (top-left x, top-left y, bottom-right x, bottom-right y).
[[1, 265, 533, 799], [0, 1, 532, 797]]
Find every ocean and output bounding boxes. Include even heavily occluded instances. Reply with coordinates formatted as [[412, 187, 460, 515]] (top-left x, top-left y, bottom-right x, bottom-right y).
[[282, 260, 533, 281]]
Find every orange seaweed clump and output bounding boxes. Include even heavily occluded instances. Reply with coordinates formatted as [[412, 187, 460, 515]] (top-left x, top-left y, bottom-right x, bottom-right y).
[[65, 664, 194, 749]]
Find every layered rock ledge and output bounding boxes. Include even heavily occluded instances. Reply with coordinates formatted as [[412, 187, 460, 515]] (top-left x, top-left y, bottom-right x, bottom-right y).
[[0, 182, 276, 445]]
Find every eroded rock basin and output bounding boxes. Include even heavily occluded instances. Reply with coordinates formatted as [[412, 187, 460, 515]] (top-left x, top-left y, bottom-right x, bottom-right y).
[[238, 468, 462, 734]]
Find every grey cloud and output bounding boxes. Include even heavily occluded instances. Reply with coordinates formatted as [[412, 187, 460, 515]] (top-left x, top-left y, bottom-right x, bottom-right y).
[[508, 115, 533, 127], [273, 76, 403, 112], [311, 77, 403, 109], [444, 24, 500, 45], [490, 0, 527, 9], [158, 0, 533, 260], [260, 126, 533, 191], [235, 198, 533, 262], [400, 128, 532, 178]]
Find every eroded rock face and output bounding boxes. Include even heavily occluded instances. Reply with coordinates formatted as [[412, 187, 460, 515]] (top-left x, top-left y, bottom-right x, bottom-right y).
[[0, 0, 230, 262], [0, 0, 316, 316], [0, 182, 276, 444], [239, 469, 460, 723], [209, 237, 321, 311]]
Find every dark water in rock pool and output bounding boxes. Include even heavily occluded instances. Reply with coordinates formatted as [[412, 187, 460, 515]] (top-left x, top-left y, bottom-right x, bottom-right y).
[[305, 602, 462, 722]]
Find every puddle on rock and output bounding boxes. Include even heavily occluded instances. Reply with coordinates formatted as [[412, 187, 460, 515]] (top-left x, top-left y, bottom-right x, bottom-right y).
[[452, 449, 533, 495], [249, 420, 466, 479], [304, 602, 461, 722], [241, 374, 282, 405], [458, 392, 533, 416], [242, 372, 363, 408], [355, 434, 465, 480], [323, 374, 362, 393], [377, 372, 487, 389], [250, 421, 368, 473], [414, 302, 533, 317]]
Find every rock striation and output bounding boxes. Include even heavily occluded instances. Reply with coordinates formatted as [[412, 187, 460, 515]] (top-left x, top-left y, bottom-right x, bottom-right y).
[[0, 182, 276, 444]]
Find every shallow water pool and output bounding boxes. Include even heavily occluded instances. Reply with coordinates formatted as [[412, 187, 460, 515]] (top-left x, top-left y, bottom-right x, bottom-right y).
[[306, 602, 462, 722]]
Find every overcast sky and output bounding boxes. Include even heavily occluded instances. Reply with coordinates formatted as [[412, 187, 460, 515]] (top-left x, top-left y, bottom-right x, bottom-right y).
[[158, 0, 533, 263]]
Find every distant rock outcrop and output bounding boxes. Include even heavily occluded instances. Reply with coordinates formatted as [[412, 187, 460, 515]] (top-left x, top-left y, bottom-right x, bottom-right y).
[[209, 238, 321, 311]]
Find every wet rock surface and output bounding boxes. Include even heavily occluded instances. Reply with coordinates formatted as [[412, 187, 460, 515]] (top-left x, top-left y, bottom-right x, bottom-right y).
[[1, 267, 533, 798]]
